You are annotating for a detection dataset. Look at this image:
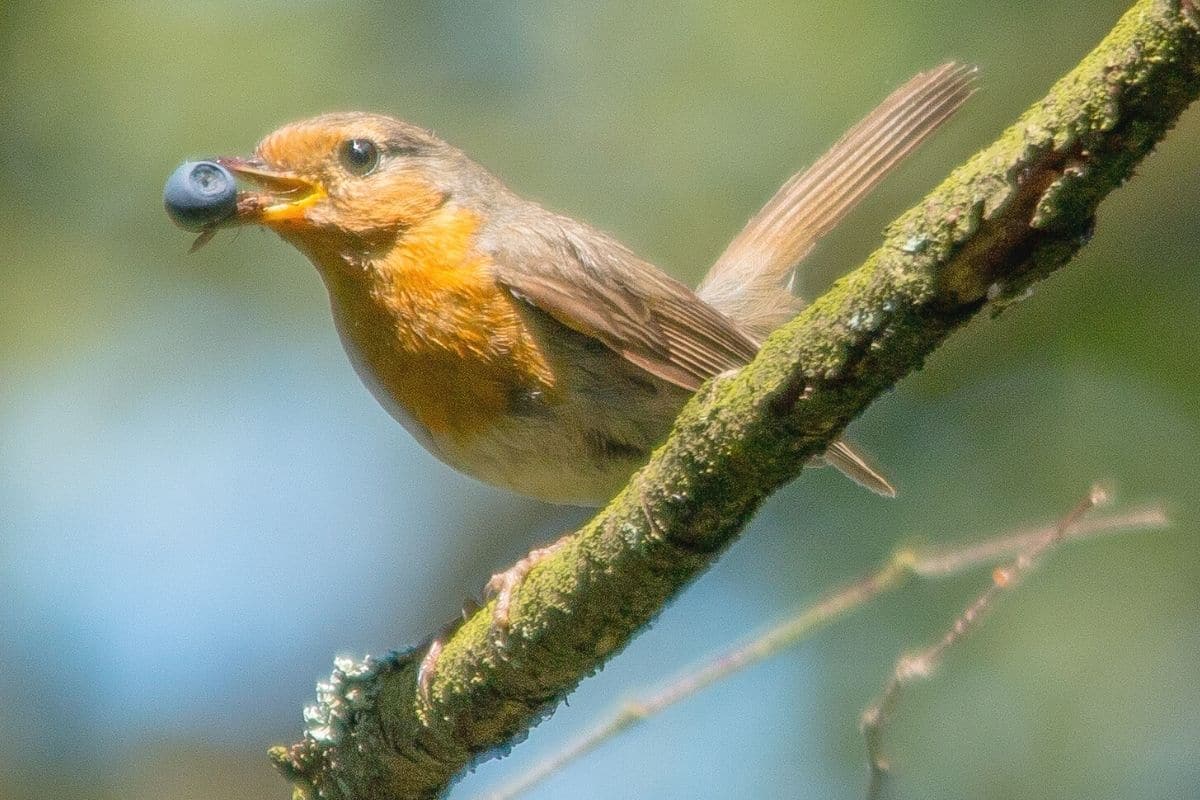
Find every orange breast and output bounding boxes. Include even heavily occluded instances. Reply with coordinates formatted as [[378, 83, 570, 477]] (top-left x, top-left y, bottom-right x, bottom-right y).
[[325, 206, 558, 442]]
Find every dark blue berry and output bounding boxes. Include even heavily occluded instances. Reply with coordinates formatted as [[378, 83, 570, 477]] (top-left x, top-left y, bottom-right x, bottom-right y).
[[163, 161, 237, 231]]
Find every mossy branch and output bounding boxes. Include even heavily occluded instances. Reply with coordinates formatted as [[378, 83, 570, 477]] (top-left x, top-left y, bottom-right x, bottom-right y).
[[271, 2, 1200, 797]]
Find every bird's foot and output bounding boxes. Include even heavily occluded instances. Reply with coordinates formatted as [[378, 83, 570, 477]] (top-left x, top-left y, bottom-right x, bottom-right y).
[[416, 538, 568, 708], [416, 637, 444, 709], [416, 599, 480, 709], [485, 538, 568, 646]]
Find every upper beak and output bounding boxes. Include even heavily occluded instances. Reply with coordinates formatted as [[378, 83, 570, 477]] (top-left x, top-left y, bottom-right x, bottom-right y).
[[216, 156, 326, 225]]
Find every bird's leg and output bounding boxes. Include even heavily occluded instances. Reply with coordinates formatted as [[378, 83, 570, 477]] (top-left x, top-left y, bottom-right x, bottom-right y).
[[416, 637, 445, 708], [417, 538, 569, 706], [416, 599, 480, 708], [485, 537, 569, 645]]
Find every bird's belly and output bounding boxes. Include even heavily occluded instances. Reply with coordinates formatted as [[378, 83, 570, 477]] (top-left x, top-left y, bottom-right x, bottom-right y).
[[343, 326, 689, 505], [323, 271, 693, 505], [429, 413, 649, 506], [449, 350, 693, 504]]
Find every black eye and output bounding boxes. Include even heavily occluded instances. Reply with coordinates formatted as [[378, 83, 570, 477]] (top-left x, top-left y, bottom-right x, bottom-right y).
[[340, 138, 379, 176]]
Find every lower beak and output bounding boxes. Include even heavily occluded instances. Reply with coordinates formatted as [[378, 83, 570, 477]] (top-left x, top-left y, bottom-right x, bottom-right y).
[[216, 157, 326, 225]]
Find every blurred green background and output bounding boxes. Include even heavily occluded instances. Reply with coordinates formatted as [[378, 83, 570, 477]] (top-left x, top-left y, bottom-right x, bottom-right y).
[[1, 2, 1197, 798]]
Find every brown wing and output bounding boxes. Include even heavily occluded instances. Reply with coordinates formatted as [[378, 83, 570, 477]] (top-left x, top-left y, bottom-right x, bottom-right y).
[[482, 184, 899, 497], [485, 64, 976, 392], [483, 208, 896, 497], [486, 211, 760, 391]]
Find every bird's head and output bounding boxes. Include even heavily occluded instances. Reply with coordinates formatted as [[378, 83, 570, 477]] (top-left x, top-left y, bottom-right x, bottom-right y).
[[166, 113, 490, 260]]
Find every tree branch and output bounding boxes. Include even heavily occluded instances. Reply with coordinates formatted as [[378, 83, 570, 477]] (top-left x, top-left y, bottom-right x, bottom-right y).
[[479, 503, 1168, 800], [271, 2, 1200, 797]]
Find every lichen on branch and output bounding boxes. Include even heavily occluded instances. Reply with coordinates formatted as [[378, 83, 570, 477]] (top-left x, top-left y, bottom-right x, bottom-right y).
[[271, 2, 1200, 798]]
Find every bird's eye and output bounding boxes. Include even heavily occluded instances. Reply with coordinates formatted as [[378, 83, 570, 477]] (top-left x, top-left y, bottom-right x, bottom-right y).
[[340, 138, 380, 176]]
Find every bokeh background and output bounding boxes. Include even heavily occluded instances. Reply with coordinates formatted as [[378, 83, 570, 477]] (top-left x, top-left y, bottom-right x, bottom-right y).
[[2, 2, 1197, 798]]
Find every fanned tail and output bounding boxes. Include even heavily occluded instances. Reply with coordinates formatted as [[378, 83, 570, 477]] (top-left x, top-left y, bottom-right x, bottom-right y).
[[697, 62, 977, 337], [696, 63, 977, 497]]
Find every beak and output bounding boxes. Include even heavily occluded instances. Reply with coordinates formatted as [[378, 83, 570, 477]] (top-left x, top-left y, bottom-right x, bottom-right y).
[[216, 156, 326, 225]]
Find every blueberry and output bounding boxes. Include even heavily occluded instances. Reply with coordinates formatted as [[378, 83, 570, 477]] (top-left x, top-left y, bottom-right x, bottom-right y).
[[163, 161, 238, 231]]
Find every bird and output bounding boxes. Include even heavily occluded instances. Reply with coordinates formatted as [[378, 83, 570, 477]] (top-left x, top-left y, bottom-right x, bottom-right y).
[[165, 63, 973, 510], [165, 63, 974, 693]]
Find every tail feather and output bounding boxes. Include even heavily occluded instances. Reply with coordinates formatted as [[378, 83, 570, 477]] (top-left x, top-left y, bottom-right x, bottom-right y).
[[694, 63, 977, 498], [698, 62, 977, 338], [823, 439, 897, 498]]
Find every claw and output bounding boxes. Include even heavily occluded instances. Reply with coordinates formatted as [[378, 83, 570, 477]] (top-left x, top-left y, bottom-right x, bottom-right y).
[[417, 637, 444, 707], [416, 599, 480, 709], [484, 538, 569, 646], [417, 538, 569, 709]]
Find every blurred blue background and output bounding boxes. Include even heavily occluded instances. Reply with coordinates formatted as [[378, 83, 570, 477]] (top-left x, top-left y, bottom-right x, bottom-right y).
[[1, 2, 1197, 798]]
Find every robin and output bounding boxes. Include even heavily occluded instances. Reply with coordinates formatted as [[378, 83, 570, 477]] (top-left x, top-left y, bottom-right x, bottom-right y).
[[166, 63, 973, 688], [166, 62, 972, 506]]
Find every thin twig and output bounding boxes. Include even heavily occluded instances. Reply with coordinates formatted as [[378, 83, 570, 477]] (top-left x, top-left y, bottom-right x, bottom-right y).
[[477, 501, 1166, 800], [861, 486, 1117, 799], [910, 506, 1166, 576]]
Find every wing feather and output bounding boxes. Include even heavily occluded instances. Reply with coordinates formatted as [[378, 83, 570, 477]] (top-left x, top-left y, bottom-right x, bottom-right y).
[[487, 213, 757, 391], [483, 209, 897, 496]]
